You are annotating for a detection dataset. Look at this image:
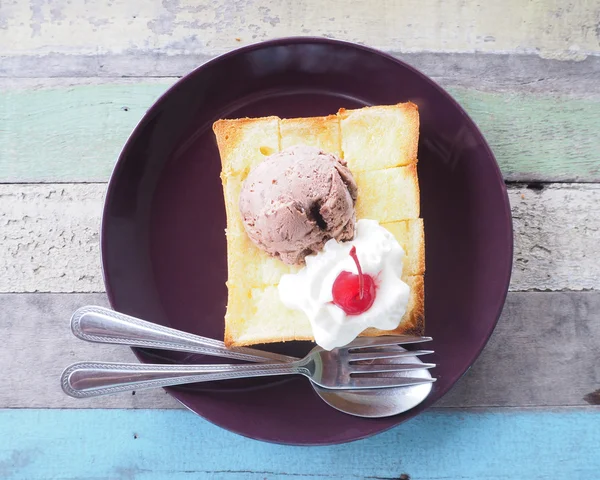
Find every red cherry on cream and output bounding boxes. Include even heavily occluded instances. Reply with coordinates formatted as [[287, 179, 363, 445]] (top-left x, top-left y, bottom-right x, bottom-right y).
[[332, 246, 376, 315]]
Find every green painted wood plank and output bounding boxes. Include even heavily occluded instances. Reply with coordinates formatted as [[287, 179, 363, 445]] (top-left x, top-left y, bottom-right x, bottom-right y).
[[0, 82, 173, 183], [1, 409, 599, 478], [1, 81, 599, 183], [450, 87, 600, 182]]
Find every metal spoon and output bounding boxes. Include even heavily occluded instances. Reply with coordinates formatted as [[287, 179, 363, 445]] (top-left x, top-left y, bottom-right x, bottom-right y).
[[70, 306, 433, 417]]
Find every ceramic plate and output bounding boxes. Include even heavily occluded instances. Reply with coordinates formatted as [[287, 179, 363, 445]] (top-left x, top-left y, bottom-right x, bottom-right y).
[[102, 37, 513, 445]]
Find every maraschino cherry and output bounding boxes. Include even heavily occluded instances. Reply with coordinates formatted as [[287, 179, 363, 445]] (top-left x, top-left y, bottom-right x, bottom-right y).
[[332, 246, 376, 315]]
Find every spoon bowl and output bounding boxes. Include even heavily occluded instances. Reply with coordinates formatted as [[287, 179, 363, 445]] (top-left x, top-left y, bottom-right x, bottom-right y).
[[314, 346, 433, 417]]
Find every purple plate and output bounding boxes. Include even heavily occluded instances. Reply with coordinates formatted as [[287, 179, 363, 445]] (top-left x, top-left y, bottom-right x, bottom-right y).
[[102, 37, 513, 445]]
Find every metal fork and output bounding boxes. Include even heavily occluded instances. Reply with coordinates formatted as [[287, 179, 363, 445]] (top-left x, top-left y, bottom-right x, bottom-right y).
[[61, 336, 435, 398]]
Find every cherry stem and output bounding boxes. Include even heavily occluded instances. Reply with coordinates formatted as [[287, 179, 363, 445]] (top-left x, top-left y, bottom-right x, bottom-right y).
[[348, 246, 364, 300]]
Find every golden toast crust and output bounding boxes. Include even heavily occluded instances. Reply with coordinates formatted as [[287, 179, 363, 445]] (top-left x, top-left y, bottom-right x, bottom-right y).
[[280, 115, 342, 156], [213, 116, 280, 177]]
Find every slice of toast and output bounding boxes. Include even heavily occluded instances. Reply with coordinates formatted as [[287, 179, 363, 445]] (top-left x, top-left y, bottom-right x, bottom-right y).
[[213, 103, 424, 347]]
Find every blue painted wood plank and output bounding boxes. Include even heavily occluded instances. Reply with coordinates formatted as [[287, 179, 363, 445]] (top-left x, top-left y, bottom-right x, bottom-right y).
[[0, 409, 598, 479]]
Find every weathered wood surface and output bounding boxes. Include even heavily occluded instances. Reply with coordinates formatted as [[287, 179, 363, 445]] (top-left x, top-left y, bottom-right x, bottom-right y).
[[0, 184, 103, 293], [1, 74, 599, 183], [510, 184, 600, 291], [1, 183, 598, 293], [1, 293, 179, 409], [3, 53, 599, 100], [2, 0, 599, 61], [2, 291, 599, 409], [0, 0, 598, 477], [1, 409, 599, 479]]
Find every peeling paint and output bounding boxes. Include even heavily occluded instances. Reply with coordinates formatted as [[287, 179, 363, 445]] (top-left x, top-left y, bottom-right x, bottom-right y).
[[49, 6, 65, 22], [1, 0, 599, 57], [1, 183, 598, 293], [89, 17, 110, 27], [0, 450, 34, 477], [29, 0, 44, 37], [147, 0, 179, 36]]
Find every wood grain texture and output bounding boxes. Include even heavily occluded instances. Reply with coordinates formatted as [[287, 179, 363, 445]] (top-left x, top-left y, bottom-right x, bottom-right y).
[[3, 52, 599, 93], [2, 292, 599, 409], [510, 184, 600, 291], [1, 80, 599, 183], [1, 183, 599, 293], [1, 293, 179, 409], [0, 80, 168, 183], [1, 0, 599, 60], [0, 1, 597, 474], [1, 409, 599, 478], [436, 291, 600, 408]]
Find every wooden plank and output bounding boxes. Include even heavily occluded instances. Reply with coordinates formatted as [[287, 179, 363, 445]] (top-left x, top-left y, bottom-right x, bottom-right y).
[[0, 184, 104, 293], [1, 0, 599, 62], [451, 88, 600, 182], [1, 81, 599, 183], [0, 409, 598, 478], [436, 291, 600, 408], [1, 183, 599, 293], [0, 81, 171, 183], [0, 293, 179, 409], [2, 291, 599, 409], [2, 53, 599, 99], [510, 184, 600, 291]]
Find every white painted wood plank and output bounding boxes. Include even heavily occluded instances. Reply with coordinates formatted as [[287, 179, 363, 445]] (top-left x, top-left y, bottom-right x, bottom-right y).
[[1, 183, 599, 293], [1, 0, 599, 60], [510, 184, 600, 291], [0, 184, 104, 293], [1, 292, 598, 409]]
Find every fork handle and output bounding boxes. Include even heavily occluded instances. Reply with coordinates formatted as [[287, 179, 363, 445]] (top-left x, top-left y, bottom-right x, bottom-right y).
[[71, 306, 297, 364], [61, 361, 308, 398]]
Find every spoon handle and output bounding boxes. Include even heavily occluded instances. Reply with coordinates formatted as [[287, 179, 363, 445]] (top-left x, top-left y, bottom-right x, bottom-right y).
[[71, 306, 297, 364], [61, 361, 304, 398]]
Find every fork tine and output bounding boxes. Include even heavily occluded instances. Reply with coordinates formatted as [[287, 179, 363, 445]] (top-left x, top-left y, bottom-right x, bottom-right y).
[[349, 363, 436, 373], [348, 349, 434, 362], [347, 376, 436, 389], [345, 335, 432, 350]]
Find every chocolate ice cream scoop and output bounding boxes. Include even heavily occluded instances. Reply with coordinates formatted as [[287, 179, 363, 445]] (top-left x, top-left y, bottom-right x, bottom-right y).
[[239, 145, 358, 265]]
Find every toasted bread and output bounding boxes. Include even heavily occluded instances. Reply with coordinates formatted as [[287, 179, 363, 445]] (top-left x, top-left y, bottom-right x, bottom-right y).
[[338, 102, 419, 172], [213, 116, 280, 178], [280, 115, 342, 156], [213, 103, 424, 347]]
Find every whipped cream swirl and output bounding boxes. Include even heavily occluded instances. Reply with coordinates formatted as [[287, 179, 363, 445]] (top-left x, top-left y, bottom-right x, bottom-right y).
[[278, 219, 410, 350]]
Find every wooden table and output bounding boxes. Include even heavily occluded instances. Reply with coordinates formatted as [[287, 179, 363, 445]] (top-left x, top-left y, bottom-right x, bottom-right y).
[[1, 2, 599, 478]]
